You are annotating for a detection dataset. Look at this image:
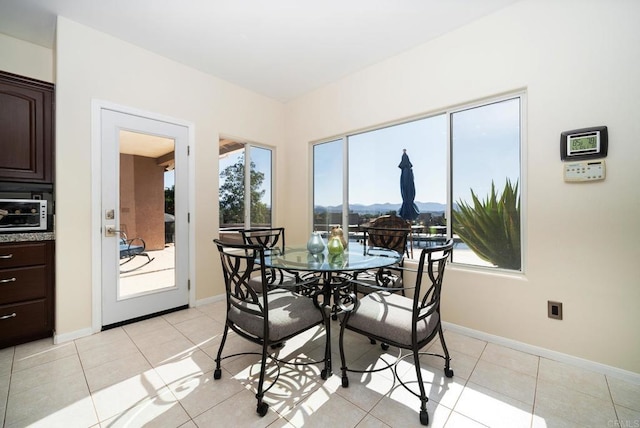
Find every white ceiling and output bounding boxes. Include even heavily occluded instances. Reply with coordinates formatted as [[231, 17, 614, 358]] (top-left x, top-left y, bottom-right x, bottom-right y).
[[0, 0, 520, 101]]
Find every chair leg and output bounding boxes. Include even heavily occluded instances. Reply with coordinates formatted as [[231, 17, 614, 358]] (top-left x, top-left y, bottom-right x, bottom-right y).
[[438, 326, 454, 378], [412, 347, 430, 426], [321, 311, 331, 380], [255, 340, 269, 417], [213, 324, 229, 380], [338, 322, 349, 388]]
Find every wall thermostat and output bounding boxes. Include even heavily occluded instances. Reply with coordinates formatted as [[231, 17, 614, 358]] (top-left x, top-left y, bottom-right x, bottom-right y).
[[564, 160, 606, 182], [560, 126, 607, 161]]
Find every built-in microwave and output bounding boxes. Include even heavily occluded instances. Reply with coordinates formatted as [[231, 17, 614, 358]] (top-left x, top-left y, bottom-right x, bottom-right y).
[[0, 199, 48, 232]]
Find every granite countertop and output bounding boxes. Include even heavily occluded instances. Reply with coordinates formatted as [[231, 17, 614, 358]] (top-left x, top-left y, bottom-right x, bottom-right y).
[[0, 232, 55, 243]]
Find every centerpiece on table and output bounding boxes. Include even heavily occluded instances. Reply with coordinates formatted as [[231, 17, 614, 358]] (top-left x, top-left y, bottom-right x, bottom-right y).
[[327, 225, 347, 255], [306, 231, 325, 254]]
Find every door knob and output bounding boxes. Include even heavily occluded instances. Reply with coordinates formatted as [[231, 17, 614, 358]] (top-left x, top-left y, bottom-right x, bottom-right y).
[[105, 225, 122, 237]]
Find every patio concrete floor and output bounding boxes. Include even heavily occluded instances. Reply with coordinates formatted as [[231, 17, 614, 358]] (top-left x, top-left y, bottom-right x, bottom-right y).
[[120, 243, 176, 297]]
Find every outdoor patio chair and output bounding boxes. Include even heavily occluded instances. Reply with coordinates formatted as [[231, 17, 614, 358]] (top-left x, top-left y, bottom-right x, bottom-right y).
[[356, 225, 410, 296], [212, 239, 330, 417], [361, 213, 411, 254], [338, 239, 455, 426], [119, 233, 154, 273]]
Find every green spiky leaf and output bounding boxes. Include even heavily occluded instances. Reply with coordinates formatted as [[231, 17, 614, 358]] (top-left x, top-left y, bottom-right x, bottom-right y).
[[452, 179, 521, 270]]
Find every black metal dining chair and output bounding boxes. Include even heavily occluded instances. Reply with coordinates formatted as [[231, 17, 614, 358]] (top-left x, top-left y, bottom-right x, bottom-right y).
[[241, 227, 301, 290], [212, 239, 330, 417], [338, 239, 455, 426], [240, 227, 286, 253]]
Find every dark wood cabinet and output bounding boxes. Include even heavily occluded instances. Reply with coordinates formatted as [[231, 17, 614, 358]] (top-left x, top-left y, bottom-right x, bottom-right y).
[[0, 71, 54, 184], [0, 241, 54, 348]]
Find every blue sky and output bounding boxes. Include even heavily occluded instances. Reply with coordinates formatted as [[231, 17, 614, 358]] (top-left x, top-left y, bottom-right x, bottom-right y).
[[313, 117, 448, 207], [348, 115, 447, 206], [164, 170, 174, 189], [314, 97, 520, 208]]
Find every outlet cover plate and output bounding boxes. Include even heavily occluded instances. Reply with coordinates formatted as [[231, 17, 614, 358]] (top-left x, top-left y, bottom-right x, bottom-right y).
[[548, 301, 563, 320]]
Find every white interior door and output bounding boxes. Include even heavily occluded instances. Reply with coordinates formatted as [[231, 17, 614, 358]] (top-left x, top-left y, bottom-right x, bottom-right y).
[[101, 108, 189, 327]]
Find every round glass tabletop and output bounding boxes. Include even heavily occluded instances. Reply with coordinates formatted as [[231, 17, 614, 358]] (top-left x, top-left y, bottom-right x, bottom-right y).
[[260, 242, 401, 273]]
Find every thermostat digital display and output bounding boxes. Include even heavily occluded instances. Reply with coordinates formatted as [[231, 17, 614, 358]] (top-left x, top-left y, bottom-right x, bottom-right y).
[[569, 135, 598, 153], [560, 126, 607, 161]]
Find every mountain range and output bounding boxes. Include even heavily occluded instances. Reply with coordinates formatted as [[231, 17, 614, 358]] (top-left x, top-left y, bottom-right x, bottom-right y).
[[316, 201, 447, 214]]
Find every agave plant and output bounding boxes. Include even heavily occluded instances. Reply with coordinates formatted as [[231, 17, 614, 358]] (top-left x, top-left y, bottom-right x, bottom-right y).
[[452, 179, 521, 270]]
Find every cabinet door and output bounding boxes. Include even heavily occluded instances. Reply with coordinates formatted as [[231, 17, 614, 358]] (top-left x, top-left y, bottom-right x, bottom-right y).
[[0, 71, 54, 183], [0, 240, 54, 347]]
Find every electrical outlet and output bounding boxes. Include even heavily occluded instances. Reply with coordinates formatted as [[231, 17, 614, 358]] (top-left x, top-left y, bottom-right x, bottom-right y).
[[548, 301, 563, 320]]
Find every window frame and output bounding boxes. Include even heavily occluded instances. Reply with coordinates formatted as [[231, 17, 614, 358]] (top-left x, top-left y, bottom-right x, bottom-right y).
[[310, 91, 526, 273], [219, 138, 275, 229]]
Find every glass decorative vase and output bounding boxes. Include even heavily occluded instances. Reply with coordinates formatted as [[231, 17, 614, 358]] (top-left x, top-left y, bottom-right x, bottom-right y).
[[328, 225, 348, 249], [327, 234, 344, 255], [307, 232, 325, 254]]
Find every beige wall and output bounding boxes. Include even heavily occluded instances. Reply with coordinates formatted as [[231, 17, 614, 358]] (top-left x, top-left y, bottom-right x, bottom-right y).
[[283, 0, 640, 373], [54, 17, 285, 336], [0, 32, 53, 82]]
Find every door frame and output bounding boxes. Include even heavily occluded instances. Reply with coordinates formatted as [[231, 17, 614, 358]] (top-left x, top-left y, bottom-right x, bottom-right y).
[[90, 100, 196, 333]]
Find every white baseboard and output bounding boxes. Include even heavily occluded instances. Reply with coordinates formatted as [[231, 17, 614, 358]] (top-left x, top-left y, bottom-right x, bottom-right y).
[[53, 326, 96, 345], [52, 297, 224, 345], [443, 322, 640, 385], [195, 294, 225, 307]]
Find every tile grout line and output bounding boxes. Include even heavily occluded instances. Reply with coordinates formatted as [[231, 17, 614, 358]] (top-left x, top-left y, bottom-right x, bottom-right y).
[[167, 311, 215, 426], [605, 375, 621, 425], [1, 346, 15, 428], [529, 353, 541, 428], [71, 339, 101, 426], [139, 315, 198, 426], [447, 339, 488, 426], [169, 308, 252, 425]]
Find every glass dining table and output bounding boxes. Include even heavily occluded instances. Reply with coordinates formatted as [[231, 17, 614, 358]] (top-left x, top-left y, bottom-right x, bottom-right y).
[[257, 242, 402, 375], [261, 242, 401, 274]]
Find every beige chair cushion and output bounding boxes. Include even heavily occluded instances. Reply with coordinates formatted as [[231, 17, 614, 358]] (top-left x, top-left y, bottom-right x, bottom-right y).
[[229, 288, 323, 342], [344, 291, 438, 347]]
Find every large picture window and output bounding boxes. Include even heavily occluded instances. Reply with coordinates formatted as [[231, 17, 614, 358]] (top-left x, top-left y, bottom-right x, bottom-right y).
[[312, 94, 523, 271]]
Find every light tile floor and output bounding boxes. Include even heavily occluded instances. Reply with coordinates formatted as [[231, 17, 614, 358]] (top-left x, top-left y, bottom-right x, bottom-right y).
[[1, 301, 639, 427]]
